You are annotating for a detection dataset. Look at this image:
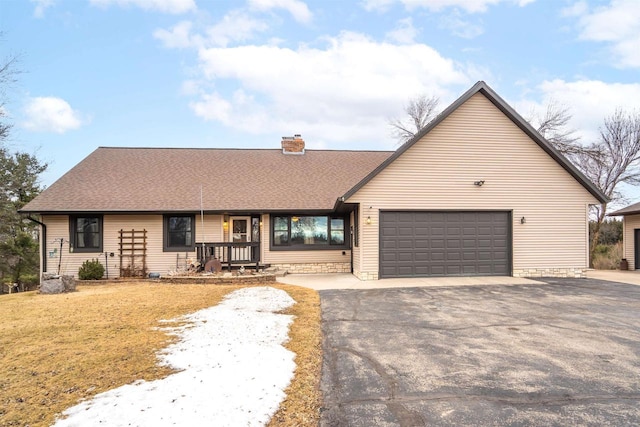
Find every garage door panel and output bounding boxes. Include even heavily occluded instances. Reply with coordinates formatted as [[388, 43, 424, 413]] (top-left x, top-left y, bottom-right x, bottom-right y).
[[463, 239, 476, 248], [431, 239, 445, 248], [415, 252, 429, 262], [447, 265, 462, 275], [463, 251, 476, 261], [380, 239, 398, 249], [399, 227, 414, 236], [397, 266, 414, 276], [463, 265, 477, 274], [414, 266, 429, 275], [380, 211, 511, 278], [398, 252, 413, 262], [431, 266, 445, 275], [414, 239, 429, 248], [447, 252, 461, 261], [478, 226, 492, 235], [397, 213, 414, 222], [493, 251, 507, 260], [431, 229, 445, 238], [447, 239, 461, 248]]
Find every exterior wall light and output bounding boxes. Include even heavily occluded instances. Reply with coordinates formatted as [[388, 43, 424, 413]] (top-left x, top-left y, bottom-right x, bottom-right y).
[[474, 180, 485, 186], [366, 216, 372, 225], [521, 216, 526, 224]]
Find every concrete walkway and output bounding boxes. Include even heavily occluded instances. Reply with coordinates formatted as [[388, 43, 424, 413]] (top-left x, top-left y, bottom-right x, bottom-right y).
[[587, 269, 640, 285], [277, 273, 542, 290], [277, 270, 640, 290]]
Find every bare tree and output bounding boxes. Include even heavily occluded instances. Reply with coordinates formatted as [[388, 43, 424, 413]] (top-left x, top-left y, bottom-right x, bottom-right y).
[[0, 38, 47, 288], [572, 109, 640, 262], [533, 101, 584, 155], [1, 36, 21, 143], [389, 94, 439, 144]]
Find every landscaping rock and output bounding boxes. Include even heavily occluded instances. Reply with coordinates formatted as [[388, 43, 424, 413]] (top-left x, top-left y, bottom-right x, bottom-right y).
[[61, 275, 76, 292], [40, 274, 76, 294]]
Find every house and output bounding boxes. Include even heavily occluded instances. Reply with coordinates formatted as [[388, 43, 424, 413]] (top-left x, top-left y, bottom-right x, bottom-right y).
[[608, 203, 640, 270], [21, 81, 607, 280]]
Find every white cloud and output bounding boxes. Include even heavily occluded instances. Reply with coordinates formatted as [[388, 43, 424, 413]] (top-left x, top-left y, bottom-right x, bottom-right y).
[[439, 11, 484, 38], [31, 0, 54, 18], [205, 10, 270, 47], [386, 17, 419, 44], [569, 0, 640, 68], [89, 0, 196, 14], [22, 97, 85, 134], [190, 31, 471, 146], [248, 0, 312, 23], [154, 12, 269, 49], [362, 0, 533, 13], [154, 21, 197, 48], [560, 1, 587, 17], [517, 79, 640, 143]]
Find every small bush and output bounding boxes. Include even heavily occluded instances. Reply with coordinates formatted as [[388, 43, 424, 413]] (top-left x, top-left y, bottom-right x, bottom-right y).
[[592, 242, 623, 270], [20, 274, 39, 286], [78, 259, 105, 280]]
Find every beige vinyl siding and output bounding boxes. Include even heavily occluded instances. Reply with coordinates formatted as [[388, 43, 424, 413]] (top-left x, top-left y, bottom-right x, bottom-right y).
[[261, 214, 351, 265], [43, 215, 77, 276], [348, 93, 597, 275], [42, 214, 223, 278], [622, 214, 640, 270]]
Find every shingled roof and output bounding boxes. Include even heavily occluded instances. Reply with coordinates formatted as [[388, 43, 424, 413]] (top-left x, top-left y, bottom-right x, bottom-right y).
[[609, 202, 640, 216], [21, 147, 392, 213]]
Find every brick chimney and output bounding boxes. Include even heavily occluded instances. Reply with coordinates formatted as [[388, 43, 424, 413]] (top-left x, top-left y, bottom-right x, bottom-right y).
[[281, 134, 305, 154]]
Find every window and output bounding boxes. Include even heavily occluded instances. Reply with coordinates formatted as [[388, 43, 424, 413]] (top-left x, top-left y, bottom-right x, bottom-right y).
[[70, 215, 103, 253], [164, 215, 195, 251], [330, 218, 345, 245], [271, 215, 348, 250], [273, 216, 289, 245]]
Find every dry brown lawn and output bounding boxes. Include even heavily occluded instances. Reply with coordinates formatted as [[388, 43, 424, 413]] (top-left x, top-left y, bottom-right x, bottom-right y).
[[0, 282, 321, 427]]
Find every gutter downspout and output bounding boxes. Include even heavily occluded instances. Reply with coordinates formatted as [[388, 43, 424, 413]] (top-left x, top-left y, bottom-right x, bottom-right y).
[[26, 216, 46, 274]]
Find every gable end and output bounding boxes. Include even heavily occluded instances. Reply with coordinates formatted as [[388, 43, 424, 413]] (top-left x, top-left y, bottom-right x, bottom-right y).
[[341, 81, 608, 204]]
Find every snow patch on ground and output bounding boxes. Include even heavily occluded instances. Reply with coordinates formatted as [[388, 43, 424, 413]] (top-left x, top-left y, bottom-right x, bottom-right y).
[[53, 286, 296, 427]]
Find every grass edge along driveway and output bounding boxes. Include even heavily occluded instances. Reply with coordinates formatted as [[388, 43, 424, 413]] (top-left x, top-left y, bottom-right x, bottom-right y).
[[0, 282, 321, 427]]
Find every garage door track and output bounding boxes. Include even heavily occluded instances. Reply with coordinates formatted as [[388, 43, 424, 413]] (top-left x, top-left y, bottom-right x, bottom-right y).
[[319, 278, 640, 426]]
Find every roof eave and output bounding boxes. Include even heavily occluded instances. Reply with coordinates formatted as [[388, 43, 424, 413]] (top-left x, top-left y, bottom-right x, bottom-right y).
[[608, 209, 640, 216]]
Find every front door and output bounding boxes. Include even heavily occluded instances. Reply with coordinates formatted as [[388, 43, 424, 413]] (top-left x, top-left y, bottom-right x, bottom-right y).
[[230, 217, 251, 261]]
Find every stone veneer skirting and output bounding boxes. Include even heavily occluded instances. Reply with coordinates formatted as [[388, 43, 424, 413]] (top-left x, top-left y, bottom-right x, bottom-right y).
[[353, 268, 586, 280], [274, 262, 351, 274], [159, 274, 276, 285], [354, 271, 378, 281], [513, 268, 586, 278]]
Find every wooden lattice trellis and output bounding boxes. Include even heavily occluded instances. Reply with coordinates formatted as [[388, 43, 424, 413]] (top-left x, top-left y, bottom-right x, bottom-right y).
[[119, 229, 147, 278]]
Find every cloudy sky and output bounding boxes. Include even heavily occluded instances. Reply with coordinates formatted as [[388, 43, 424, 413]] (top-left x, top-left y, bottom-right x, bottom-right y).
[[1, 0, 639, 195]]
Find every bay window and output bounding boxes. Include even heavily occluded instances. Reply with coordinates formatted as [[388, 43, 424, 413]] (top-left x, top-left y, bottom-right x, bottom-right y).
[[271, 215, 348, 250]]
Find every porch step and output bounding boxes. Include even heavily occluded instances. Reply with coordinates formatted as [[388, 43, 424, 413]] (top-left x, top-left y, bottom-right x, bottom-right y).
[[264, 266, 287, 277]]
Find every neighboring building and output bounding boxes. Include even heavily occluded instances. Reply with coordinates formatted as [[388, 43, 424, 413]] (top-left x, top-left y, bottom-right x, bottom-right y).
[[21, 82, 607, 280], [609, 203, 640, 270]]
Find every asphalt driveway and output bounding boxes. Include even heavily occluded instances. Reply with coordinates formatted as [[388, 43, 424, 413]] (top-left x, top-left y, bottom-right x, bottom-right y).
[[319, 278, 640, 426]]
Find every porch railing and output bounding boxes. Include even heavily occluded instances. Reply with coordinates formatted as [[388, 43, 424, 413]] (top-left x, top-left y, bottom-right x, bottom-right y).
[[196, 242, 261, 270]]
